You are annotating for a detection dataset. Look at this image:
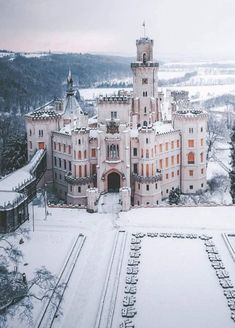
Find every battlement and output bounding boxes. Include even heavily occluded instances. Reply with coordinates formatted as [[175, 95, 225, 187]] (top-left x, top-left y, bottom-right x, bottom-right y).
[[97, 95, 131, 104], [131, 62, 159, 68], [173, 109, 207, 120], [136, 37, 154, 46]]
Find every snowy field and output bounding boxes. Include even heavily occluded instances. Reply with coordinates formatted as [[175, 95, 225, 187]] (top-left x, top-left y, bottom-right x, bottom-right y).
[[5, 203, 235, 328], [80, 83, 235, 101]]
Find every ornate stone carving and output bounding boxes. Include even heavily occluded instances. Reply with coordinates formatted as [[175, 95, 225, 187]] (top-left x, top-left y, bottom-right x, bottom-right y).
[[106, 120, 119, 134]]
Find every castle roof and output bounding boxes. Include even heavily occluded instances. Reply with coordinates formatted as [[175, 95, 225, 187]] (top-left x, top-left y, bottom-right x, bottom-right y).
[[0, 149, 44, 192], [25, 100, 61, 120], [153, 121, 176, 135]]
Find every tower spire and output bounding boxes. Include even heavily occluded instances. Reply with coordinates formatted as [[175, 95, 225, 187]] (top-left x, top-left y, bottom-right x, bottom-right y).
[[67, 68, 74, 95]]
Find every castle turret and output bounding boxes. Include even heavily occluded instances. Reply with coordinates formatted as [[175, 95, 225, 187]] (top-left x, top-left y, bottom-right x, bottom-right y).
[[131, 37, 159, 127], [173, 109, 208, 194], [62, 70, 87, 127]]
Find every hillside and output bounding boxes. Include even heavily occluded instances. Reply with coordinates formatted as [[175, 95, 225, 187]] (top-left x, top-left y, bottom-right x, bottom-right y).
[[0, 53, 132, 114]]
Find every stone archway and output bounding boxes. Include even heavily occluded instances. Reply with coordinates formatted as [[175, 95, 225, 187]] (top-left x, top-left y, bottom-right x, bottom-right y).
[[107, 172, 120, 192]]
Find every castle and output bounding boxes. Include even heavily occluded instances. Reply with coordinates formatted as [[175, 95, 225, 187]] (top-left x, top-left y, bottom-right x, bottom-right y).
[[25, 36, 208, 210]]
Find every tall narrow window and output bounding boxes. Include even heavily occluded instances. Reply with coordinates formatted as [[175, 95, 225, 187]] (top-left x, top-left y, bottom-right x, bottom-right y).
[[200, 152, 204, 163], [188, 152, 195, 164], [165, 157, 168, 168], [146, 164, 149, 177], [133, 163, 138, 174]]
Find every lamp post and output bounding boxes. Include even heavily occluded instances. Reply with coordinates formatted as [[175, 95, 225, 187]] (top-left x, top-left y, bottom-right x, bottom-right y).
[[32, 201, 35, 232], [44, 184, 47, 220]]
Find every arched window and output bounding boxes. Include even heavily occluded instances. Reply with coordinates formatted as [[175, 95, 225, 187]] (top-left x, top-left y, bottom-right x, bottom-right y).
[[188, 152, 195, 164], [78, 151, 81, 159], [29, 129, 32, 136], [84, 150, 87, 159], [143, 121, 148, 126], [146, 149, 149, 158]]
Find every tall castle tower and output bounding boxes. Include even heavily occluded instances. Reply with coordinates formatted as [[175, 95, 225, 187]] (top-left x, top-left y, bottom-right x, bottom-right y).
[[131, 37, 159, 127]]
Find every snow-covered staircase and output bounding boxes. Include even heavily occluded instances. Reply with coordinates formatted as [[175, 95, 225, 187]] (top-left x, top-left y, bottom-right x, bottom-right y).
[[98, 193, 121, 214]]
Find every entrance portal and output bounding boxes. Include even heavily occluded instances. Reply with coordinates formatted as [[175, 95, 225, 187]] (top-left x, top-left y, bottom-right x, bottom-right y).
[[107, 172, 120, 192]]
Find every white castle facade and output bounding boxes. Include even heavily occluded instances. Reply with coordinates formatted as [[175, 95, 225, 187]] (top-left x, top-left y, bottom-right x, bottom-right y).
[[25, 36, 208, 211]]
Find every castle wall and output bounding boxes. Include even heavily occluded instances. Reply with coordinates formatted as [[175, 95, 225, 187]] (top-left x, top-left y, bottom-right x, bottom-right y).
[[173, 111, 208, 194]]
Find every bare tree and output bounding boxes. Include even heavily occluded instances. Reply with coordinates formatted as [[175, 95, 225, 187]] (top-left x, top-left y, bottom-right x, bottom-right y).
[[206, 114, 225, 163], [0, 228, 64, 327]]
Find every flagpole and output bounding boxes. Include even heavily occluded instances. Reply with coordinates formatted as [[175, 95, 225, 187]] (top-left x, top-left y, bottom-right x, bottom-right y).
[[143, 21, 146, 37]]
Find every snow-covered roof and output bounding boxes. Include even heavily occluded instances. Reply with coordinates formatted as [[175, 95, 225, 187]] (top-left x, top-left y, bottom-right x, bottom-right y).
[[88, 115, 98, 125], [63, 94, 83, 118], [153, 121, 175, 134], [0, 149, 44, 192], [26, 100, 61, 119], [0, 191, 26, 209], [58, 125, 72, 135], [89, 129, 98, 139]]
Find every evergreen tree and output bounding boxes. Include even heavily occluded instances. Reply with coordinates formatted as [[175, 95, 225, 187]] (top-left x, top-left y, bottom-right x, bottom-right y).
[[229, 124, 235, 204], [169, 188, 181, 205]]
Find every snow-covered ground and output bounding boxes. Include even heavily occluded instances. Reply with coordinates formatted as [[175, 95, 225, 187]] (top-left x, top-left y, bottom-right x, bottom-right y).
[[5, 201, 235, 328]]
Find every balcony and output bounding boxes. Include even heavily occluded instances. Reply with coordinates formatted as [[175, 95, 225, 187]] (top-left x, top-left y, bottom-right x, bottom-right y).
[[65, 172, 97, 185], [132, 172, 162, 183]]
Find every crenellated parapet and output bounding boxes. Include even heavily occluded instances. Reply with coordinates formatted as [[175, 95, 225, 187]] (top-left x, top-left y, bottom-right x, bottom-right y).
[[173, 109, 208, 121], [131, 62, 159, 68], [97, 95, 131, 104], [65, 172, 97, 185], [132, 172, 162, 183]]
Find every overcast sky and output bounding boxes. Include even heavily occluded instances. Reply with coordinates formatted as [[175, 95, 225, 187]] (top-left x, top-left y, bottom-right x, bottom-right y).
[[0, 0, 235, 60]]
